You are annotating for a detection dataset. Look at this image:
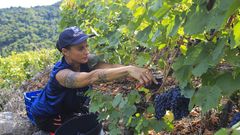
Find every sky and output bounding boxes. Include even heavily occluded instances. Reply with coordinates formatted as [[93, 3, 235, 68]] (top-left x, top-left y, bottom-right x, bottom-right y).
[[0, 0, 62, 9]]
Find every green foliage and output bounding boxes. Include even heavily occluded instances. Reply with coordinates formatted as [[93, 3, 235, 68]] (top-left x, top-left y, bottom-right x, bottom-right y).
[[184, 0, 240, 34], [86, 90, 172, 134], [215, 121, 240, 135], [0, 2, 61, 57], [0, 49, 61, 88], [60, 0, 240, 133]]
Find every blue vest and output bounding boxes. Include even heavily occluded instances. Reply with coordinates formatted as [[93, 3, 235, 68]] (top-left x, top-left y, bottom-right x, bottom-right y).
[[31, 56, 91, 117]]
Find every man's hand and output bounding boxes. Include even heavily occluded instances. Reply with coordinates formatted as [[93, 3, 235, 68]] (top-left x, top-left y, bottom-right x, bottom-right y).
[[128, 66, 157, 86]]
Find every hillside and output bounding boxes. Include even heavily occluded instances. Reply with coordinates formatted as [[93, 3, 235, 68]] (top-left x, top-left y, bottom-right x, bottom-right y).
[[0, 2, 61, 57]]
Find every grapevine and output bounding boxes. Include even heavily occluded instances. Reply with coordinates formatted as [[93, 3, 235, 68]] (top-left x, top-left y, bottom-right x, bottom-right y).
[[58, 0, 240, 134]]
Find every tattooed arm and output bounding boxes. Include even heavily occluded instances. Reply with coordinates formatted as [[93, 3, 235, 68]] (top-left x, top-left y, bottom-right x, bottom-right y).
[[56, 66, 156, 88], [56, 66, 129, 88]]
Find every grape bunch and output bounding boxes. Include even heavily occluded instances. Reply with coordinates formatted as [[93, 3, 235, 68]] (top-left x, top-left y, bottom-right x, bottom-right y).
[[154, 87, 190, 120], [228, 112, 240, 127], [154, 91, 172, 119]]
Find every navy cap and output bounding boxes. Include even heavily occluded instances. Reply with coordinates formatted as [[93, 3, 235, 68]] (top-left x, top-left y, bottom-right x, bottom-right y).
[[56, 26, 89, 51]]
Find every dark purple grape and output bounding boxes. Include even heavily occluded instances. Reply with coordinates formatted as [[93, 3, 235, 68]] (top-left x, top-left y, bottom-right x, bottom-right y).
[[229, 112, 240, 127]]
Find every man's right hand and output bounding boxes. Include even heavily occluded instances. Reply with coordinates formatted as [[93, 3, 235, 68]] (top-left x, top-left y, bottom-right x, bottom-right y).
[[128, 66, 157, 86]]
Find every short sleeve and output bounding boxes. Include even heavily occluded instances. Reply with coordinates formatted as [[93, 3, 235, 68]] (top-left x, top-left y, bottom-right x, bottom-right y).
[[87, 54, 101, 70]]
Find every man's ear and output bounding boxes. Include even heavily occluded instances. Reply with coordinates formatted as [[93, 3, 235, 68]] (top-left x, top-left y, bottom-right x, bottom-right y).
[[62, 48, 70, 56]]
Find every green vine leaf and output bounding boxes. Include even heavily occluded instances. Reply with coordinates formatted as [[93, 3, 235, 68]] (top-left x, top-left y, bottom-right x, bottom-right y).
[[112, 93, 123, 108], [192, 58, 209, 77], [173, 65, 192, 88], [127, 90, 141, 105], [136, 26, 152, 42], [215, 73, 240, 96], [190, 85, 222, 113], [212, 38, 226, 61]]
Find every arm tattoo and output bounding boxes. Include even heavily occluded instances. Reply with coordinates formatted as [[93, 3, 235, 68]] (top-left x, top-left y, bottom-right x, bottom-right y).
[[97, 71, 107, 83], [64, 71, 78, 88]]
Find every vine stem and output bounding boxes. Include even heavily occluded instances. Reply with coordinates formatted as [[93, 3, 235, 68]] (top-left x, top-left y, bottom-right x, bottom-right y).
[[144, 48, 159, 68], [153, 47, 179, 95]]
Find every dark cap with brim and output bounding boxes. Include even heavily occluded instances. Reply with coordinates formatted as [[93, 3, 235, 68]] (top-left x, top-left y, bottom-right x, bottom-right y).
[[56, 26, 91, 51]]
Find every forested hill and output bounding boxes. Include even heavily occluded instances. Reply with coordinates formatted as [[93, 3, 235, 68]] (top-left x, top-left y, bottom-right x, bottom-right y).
[[0, 2, 61, 57]]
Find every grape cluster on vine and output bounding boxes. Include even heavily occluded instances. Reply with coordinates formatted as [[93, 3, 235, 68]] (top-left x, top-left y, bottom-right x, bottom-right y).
[[154, 87, 190, 120]]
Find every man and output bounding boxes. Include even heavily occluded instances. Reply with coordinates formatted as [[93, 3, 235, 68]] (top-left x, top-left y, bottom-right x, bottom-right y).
[[30, 26, 157, 133]]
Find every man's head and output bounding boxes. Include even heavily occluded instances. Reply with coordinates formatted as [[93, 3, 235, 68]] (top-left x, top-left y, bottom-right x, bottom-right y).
[[56, 26, 90, 64]]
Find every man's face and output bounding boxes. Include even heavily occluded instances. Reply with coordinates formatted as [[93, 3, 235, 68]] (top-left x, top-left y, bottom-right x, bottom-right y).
[[64, 40, 90, 64]]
